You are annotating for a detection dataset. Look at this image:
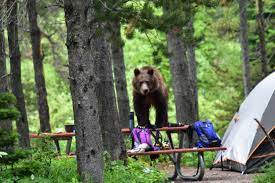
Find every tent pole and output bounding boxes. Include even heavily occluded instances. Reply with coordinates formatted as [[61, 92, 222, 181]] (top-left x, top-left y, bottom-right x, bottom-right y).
[[254, 118, 275, 151]]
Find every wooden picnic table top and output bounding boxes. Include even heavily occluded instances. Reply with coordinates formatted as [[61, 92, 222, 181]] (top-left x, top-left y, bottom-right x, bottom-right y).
[[121, 125, 190, 134], [30, 132, 75, 138], [30, 125, 190, 138]]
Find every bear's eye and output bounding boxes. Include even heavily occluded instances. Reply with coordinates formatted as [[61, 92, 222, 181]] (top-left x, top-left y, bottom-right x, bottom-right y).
[[139, 81, 143, 85]]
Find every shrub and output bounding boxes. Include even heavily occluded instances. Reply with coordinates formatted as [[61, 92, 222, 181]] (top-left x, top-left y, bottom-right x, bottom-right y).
[[105, 157, 167, 183], [0, 148, 167, 183], [253, 161, 275, 183]]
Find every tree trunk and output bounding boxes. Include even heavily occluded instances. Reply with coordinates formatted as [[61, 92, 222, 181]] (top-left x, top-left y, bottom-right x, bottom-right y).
[[167, 30, 194, 125], [64, 1, 104, 182], [239, 0, 251, 96], [167, 29, 196, 150], [110, 20, 130, 129], [96, 24, 126, 161], [7, 0, 30, 149], [186, 20, 199, 122], [164, 1, 198, 125], [0, 3, 12, 132], [27, 0, 51, 132], [256, 0, 268, 77]]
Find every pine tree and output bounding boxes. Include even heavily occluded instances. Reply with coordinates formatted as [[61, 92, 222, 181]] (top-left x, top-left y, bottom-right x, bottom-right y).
[[27, 0, 51, 132], [239, 0, 251, 96], [256, 0, 268, 77], [0, 92, 20, 152], [0, 2, 12, 132], [110, 20, 130, 129], [7, 0, 30, 149]]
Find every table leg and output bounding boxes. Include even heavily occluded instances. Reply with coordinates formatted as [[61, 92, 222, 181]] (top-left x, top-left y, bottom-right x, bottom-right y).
[[54, 139, 61, 154], [176, 131, 184, 168], [166, 132, 178, 180], [177, 152, 205, 181], [166, 132, 175, 149], [221, 152, 224, 171], [168, 156, 178, 181], [66, 137, 72, 155], [175, 131, 205, 181]]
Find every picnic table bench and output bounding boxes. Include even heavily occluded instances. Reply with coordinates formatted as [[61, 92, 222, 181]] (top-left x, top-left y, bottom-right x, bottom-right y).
[[121, 125, 226, 181], [30, 132, 75, 155]]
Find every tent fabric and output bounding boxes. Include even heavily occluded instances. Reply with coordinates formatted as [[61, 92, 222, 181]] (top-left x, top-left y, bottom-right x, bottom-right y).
[[214, 72, 275, 173]]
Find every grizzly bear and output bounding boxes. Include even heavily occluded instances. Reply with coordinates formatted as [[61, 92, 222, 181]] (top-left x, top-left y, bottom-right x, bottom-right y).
[[132, 66, 168, 128]]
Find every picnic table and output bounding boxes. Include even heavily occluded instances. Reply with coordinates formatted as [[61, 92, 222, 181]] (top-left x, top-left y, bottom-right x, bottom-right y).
[[121, 125, 226, 181], [30, 125, 226, 181], [30, 132, 75, 155]]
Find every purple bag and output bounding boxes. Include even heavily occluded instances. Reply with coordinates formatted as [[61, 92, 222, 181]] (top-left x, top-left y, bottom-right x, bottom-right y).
[[132, 128, 153, 146], [131, 127, 160, 151]]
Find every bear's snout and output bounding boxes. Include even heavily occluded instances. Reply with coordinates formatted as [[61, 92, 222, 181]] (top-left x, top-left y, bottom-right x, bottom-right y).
[[141, 83, 149, 95], [143, 89, 149, 95]]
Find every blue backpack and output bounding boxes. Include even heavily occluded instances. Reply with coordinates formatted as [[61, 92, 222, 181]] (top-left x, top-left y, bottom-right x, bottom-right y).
[[193, 120, 221, 148]]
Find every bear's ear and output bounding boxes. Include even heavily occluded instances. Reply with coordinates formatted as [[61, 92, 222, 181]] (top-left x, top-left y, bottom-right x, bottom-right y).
[[134, 68, 140, 76], [147, 68, 154, 75]]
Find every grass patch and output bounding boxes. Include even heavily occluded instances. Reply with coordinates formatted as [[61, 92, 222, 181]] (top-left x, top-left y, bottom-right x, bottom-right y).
[[253, 161, 275, 183]]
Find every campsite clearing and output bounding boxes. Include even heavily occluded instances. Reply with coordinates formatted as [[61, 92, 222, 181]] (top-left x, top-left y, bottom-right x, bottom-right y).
[[160, 165, 257, 183]]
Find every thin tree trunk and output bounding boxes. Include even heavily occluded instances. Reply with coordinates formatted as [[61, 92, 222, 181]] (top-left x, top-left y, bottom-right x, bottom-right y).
[[27, 0, 51, 132], [0, 3, 12, 132], [256, 0, 268, 77], [239, 0, 251, 96], [7, 0, 30, 149], [64, 0, 104, 182], [96, 24, 126, 161], [110, 20, 130, 129]]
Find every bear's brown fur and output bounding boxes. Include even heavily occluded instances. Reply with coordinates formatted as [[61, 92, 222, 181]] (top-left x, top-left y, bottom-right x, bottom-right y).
[[132, 66, 168, 128]]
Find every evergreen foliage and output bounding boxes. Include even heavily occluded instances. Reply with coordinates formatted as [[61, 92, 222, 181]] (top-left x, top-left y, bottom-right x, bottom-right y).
[[0, 92, 27, 169], [0, 130, 17, 148], [249, 0, 275, 70], [0, 93, 20, 120]]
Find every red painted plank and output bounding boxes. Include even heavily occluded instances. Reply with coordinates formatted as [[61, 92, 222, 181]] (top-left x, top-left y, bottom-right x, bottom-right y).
[[127, 147, 227, 156], [30, 132, 75, 138]]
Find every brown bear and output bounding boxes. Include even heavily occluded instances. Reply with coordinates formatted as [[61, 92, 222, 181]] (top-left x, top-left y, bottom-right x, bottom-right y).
[[132, 66, 168, 128]]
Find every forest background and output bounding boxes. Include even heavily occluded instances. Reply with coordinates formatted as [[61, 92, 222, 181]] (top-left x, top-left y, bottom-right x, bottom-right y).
[[11, 0, 274, 134], [0, 0, 274, 182]]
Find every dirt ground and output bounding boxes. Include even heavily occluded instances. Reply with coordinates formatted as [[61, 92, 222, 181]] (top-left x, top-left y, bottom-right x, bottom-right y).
[[160, 164, 259, 183]]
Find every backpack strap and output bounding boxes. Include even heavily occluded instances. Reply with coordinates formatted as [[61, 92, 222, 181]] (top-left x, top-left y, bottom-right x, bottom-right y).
[[129, 112, 135, 149], [136, 127, 142, 145], [151, 129, 163, 149]]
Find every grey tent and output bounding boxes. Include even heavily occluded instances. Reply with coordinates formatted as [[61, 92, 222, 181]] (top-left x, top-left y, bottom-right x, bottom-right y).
[[214, 72, 275, 173]]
